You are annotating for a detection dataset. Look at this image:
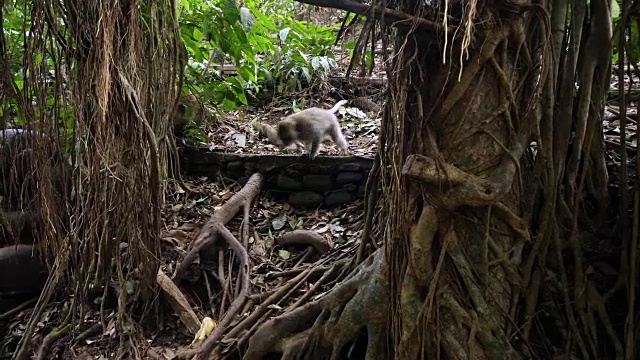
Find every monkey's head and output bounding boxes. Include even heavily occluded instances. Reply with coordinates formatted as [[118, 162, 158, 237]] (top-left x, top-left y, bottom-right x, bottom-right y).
[[276, 121, 296, 146]]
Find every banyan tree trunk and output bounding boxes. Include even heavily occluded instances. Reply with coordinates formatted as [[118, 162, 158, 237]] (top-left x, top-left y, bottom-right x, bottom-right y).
[[243, 0, 615, 358], [382, 17, 536, 360]]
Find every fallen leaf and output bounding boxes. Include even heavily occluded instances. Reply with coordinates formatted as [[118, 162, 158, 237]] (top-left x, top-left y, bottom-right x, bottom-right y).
[[344, 107, 367, 119], [178, 223, 198, 231], [278, 249, 291, 260], [232, 133, 247, 147], [272, 213, 287, 231], [191, 317, 217, 346], [163, 349, 178, 360]]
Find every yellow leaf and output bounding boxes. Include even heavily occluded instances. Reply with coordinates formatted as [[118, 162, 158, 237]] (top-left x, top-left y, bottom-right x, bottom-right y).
[[191, 317, 217, 346]]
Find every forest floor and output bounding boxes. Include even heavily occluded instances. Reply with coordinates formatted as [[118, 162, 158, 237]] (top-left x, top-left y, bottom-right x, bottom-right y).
[[3, 11, 640, 360], [6, 52, 640, 360]]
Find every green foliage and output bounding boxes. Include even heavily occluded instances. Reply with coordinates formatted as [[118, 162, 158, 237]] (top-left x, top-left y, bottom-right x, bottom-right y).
[[1, 3, 29, 125], [611, 0, 631, 64], [179, 0, 340, 111]]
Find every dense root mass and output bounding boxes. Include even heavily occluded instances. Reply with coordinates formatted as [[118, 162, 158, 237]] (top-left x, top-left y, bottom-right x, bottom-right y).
[[243, 249, 388, 360], [0, 0, 183, 357]]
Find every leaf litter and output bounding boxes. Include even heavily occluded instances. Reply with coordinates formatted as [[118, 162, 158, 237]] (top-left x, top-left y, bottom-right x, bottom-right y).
[[153, 174, 364, 353]]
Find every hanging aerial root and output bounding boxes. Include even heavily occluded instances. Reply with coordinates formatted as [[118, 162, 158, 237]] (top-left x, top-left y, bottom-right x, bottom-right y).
[[243, 249, 388, 360]]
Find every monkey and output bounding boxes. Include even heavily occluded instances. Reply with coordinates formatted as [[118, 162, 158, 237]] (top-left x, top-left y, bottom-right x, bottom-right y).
[[253, 100, 350, 159]]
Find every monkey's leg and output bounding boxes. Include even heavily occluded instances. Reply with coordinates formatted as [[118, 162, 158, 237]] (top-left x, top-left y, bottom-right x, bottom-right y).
[[329, 125, 350, 155], [308, 139, 321, 160]]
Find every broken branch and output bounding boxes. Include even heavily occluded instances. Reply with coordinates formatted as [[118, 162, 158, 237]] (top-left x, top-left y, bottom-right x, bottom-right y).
[[157, 269, 201, 335]]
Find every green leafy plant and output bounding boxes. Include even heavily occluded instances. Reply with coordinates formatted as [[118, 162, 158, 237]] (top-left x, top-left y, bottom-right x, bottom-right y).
[[178, 0, 340, 111]]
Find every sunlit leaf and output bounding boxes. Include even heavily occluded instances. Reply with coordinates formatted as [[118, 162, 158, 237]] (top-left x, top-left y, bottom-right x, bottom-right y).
[[239, 7, 256, 30], [612, 0, 620, 19], [279, 27, 291, 42]]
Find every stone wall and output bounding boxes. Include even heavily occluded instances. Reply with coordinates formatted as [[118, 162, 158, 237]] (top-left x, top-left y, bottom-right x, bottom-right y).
[[180, 148, 374, 208]]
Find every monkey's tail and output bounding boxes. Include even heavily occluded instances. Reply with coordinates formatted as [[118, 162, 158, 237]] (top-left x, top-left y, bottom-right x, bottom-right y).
[[328, 99, 348, 113]]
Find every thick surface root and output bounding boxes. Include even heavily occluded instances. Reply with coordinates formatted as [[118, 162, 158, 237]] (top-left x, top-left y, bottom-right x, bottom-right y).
[[243, 248, 388, 360]]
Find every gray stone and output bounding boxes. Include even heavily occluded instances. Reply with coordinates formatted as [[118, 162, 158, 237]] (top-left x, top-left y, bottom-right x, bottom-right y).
[[245, 162, 257, 171], [256, 162, 280, 173], [338, 163, 363, 172], [303, 174, 333, 192], [289, 163, 332, 174], [324, 190, 353, 207], [342, 183, 357, 192], [288, 191, 323, 208], [357, 185, 366, 196], [277, 173, 303, 190], [226, 160, 244, 172], [336, 171, 363, 186]]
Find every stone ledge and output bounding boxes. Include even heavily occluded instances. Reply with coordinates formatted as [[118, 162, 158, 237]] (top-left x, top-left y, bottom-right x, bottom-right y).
[[180, 148, 374, 208]]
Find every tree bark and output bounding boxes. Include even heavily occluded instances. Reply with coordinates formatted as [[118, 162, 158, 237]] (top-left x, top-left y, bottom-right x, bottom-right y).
[[242, 0, 616, 358]]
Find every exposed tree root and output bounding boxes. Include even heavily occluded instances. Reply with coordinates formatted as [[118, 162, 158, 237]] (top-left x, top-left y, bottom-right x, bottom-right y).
[[222, 258, 349, 347], [242, 248, 388, 360], [36, 318, 70, 360], [169, 173, 263, 360], [172, 173, 263, 281]]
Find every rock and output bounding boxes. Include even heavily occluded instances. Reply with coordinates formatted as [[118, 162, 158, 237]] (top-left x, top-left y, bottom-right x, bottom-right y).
[[245, 162, 257, 171], [277, 174, 303, 191], [0, 245, 47, 295], [324, 190, 353, 207], [342, 183, 358, 192], [288, 163, 332, 174], [303, 175, 333, 192], [358, 185, 366, 196], [336, 171, 363, 186], [339, 163, 363, 172], [256, 161, 280, 173], [288, 192, 323, 208], [226, 160, 244, 172]]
